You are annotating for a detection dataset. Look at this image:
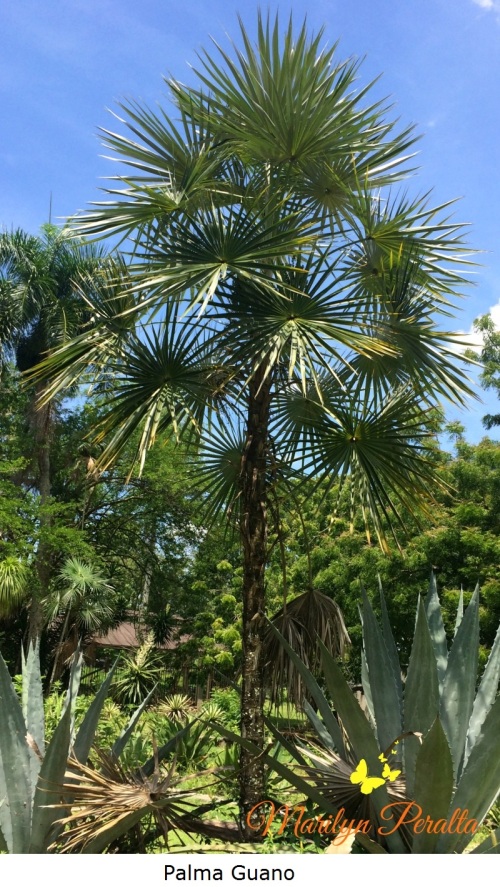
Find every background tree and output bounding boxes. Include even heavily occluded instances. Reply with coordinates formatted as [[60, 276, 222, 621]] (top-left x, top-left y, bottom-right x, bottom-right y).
[[35, 15, 474, 832], [0, 225, 107, 639], [465, 313, 500, 429]]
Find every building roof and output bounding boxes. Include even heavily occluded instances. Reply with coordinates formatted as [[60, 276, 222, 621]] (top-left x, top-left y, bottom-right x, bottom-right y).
[[92, 622, 190, 650]]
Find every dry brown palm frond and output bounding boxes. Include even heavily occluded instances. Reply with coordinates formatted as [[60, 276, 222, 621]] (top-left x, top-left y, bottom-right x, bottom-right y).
[[263, 588, 350, 707], [50, 749, 214, 853]]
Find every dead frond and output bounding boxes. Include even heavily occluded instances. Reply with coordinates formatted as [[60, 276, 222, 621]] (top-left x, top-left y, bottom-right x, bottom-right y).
[[50, 749, 213, 853], [263, 588, 350, 707]]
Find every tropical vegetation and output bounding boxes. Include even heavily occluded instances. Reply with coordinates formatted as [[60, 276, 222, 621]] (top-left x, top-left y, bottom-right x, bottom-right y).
[[29, 13, 474, 832], [244, 576, 500, 854], [1, 12, 500, 854]]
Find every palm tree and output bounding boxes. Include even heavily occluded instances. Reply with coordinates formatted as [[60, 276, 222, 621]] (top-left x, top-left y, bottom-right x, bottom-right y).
[[34, 15, 474, 833], [43, 556, 115, 685], [0, 224, 107, 639]]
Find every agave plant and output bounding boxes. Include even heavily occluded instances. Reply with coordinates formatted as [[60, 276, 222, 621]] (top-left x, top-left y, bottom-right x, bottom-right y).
[[215, 576, 500, 853], [263, 575, 500, 853], [159, 693, 195, 722], [0, 641, 155, 853]]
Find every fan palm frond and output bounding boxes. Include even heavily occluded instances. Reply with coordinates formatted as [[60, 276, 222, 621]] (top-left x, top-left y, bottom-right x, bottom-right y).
[[297, 744, 411, 849], [0, 557, 30, 616], [52, 749, 212, 853]]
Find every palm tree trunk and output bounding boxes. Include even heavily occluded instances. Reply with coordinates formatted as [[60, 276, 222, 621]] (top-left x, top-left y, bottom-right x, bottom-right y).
[[239, 363, 271, 837], [49, 606, 71, 686]]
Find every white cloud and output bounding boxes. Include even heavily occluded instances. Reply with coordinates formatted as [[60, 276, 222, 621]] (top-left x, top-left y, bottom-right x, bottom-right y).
[[472, 0, 500, 10], [453, 301, 500, 355], [489, 302, 500, 327], [450, 328, 483, 353]]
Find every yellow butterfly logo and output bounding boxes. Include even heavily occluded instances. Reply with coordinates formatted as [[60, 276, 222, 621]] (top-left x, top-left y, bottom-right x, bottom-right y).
[[382, 762, 401, 782], [350, 759, 385, 795]]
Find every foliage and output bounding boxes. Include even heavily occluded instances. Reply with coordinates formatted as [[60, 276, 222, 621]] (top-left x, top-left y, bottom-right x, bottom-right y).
[[37, 16, 474, 549], [0, 639, 217, 852], [177, 556, 243, 679], [112, 635, 167, 705], [5, 12, 482, 827], [0, 557, 30, 617], [261, 575, 500, 853], [262, 435, 500, 679], [465, 314, 500, 429], [0, 640, 121, 852], [159, 693, 195, 721], [0, 377, 201, 673], [207, 688, 241, 731], [0, 226, 111, 641]]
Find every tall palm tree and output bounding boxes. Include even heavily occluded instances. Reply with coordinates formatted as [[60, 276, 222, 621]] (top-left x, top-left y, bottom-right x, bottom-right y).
[[0, 224, 107, 639], [34, 15, 474, 833]]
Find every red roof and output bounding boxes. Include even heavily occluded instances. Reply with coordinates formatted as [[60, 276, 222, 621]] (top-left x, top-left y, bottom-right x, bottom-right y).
[[92, 622, 190, 650]]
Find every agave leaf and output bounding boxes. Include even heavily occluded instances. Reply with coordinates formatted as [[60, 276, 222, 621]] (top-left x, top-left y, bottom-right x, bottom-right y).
[[139, 719, 197, 778], [318, 639, 407, 854], [210, 722, 386, 854], [29, 694, 75, 852], [411, 718, 454, 854], [361, 651, 375, 726], [361, 589, 402, 753], [424, 573, 447, 688], [470, 826, 500, 854], [378, 578, 403, 712], [464, 620, 500, 767], [454, 588, 464, 637], [73, 659, 119, 764], [111, 685, 155, 760], [440, 584, 479, 780], [22, 640, 45, 797], [302, 699, 336, 753], [318, 639, 381, 765], [0, 820, 7, 854], [403, 597, 439, 798], [436, 693, 500, 854], [264, 714, 308, 766], [267, 621, 345, 755], [0, 650, 32, 853]]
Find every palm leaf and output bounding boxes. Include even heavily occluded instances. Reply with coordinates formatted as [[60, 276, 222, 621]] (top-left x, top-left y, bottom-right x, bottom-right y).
[[263, 588, 350, 707]]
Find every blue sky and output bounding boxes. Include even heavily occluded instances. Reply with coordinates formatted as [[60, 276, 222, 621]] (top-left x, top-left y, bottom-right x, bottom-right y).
[[2, 0, 499, 440]]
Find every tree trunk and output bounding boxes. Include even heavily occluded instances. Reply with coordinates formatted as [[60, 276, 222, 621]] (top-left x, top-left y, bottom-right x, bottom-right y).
[[239, 363, 271, 838], [29, 392, 53, 642]]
